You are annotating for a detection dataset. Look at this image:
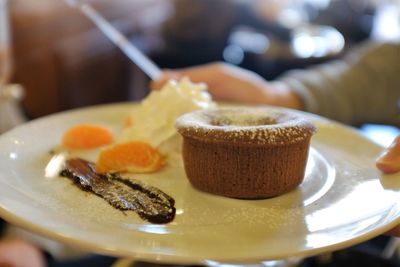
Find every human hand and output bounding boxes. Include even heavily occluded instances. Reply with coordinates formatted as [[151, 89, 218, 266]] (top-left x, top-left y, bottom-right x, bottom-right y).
[[150, 62, 304, 109], [376, 135, 400, 174], [0, 239, 45, 267], [375, 136, 400, 236]]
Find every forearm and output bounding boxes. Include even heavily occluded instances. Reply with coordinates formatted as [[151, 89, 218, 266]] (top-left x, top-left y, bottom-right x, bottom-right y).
[[277, 42, 400, 126]]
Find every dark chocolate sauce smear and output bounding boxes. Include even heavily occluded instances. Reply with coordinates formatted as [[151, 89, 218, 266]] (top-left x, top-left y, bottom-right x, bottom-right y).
[[60, 158, 175, 224]]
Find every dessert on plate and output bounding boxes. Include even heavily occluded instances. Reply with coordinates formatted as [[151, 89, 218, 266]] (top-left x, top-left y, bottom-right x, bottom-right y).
[[176, 106, 316, 199]]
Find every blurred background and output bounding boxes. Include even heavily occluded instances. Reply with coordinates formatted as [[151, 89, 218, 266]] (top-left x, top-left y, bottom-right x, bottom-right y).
[[2, 0, 400, 120]]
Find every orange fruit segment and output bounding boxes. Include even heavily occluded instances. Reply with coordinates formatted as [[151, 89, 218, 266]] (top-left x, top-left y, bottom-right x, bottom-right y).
[[96, 141, 165, 173], [62, 124, 114, 150]]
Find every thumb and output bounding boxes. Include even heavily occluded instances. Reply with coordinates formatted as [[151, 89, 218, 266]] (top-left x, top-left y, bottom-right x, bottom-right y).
[[376, 135, 400, 174]]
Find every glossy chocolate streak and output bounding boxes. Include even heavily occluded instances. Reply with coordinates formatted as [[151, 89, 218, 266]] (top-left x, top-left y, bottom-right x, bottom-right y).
[[60, 158, 175, 224]]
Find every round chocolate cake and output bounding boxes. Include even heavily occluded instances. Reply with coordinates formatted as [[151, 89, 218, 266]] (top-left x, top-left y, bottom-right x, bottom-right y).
[[175, 106, 316, 199]]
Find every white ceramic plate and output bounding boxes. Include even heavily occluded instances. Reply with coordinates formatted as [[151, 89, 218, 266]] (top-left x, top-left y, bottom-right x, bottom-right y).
[[0, 103, 399, 265]]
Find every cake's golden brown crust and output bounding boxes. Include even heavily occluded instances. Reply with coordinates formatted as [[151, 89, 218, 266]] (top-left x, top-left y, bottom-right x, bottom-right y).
[[176, 107, 316, 199]]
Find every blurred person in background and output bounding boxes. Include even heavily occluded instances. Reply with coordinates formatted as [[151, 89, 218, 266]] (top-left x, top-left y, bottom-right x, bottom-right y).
[[152, 41, 400, 128], [148, 0, 400, 181]]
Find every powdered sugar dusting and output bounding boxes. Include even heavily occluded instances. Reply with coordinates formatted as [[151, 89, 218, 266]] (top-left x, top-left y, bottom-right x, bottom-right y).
[[175, 107, 316, 145]]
